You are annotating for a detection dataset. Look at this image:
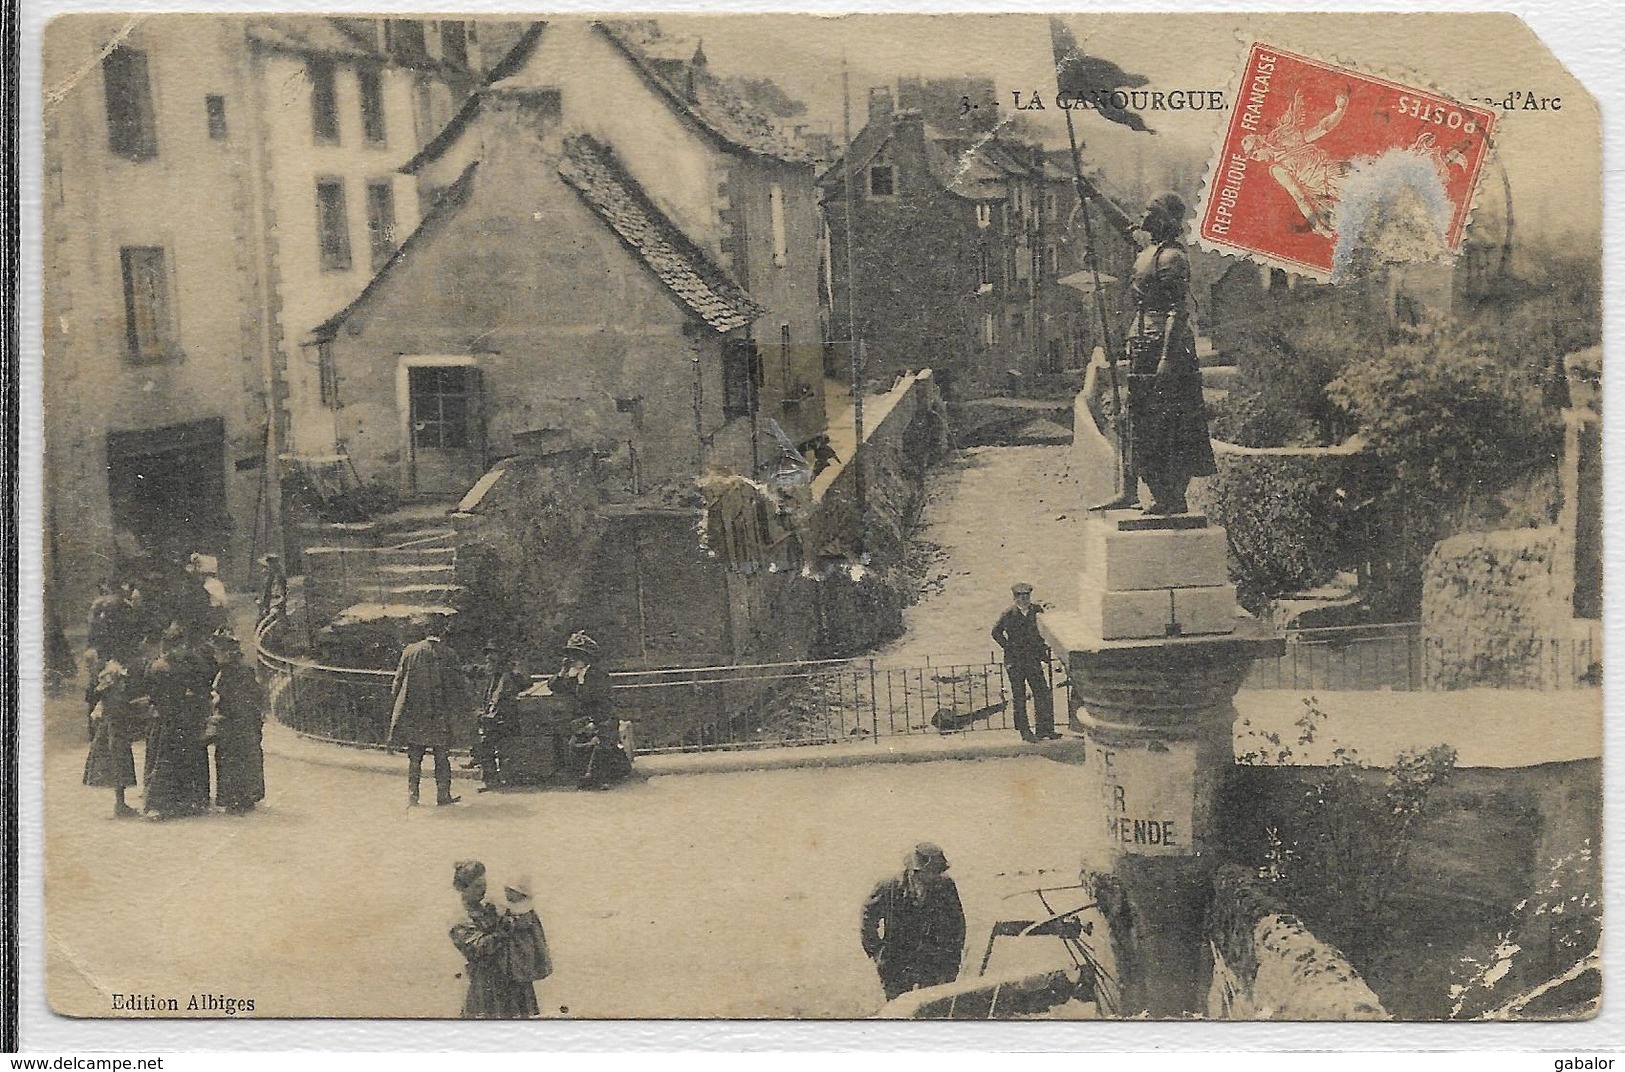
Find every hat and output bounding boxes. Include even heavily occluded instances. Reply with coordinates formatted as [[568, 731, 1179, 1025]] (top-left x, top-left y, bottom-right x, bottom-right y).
[[1011, 582, 1034, 596], [906, 842, 950, 875], [452, 860, 486, 890], [564, 631, 600, 661], [1147, 191, 1188, 221], [504, 875, 534, 912]]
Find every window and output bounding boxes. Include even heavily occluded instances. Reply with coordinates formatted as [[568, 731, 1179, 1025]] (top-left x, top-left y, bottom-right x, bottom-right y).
[[386, 20, 427, 62], [1011, 311, 1027, 343], [980, 313, 997, 348], [411, 77, 436, 149], [365, 181, 398, 271], [103, 47, 157, 160], [120, 246, 173, 362], [309, 58, 339, 143], [722, 338, 760, 419], [977, 244, 993, 290], [975, 202, 992, 229], [204, 95, 227, 140], [318, 342, 339, 407], [358, 63, 386, 145], [1049, 245, 1059, 277], [440, 21, 469, 68], [769, 183, 788, 268], [867, 165, 895, 197], [409, 366, 472, 448], [315, 180, 352, 271], [779, 323, 792, 390]]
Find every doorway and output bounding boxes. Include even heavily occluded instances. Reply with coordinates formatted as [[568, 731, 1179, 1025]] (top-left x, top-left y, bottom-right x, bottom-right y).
[[105, 417, 229, 563], [402, 359, 483, 497]]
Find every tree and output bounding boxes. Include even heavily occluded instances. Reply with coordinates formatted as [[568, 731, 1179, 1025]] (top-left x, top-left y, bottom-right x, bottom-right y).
[[1325, 320, 1560, 615]]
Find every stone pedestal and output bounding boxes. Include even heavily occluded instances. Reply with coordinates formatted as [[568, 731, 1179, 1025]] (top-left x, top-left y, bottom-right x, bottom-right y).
[[1044, 527, 1284, 1017], [1078, 511, 1239, 640]]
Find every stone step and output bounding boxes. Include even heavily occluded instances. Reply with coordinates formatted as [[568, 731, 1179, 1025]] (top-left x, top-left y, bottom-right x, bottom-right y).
[[384, 583, 464, 605], [373, 545, 456, 566], [1198, 348, 1234, 369]]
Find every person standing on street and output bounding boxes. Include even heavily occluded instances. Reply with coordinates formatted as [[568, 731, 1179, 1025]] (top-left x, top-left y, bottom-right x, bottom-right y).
[[208, 629, 266, 814], [991, 582, 1060, 741], [141, 622, 215, 819], [860, 842, 967, 1002], [449, 860, 540, 1019], [82, 660, 142, 819], [389, 624, 464, 807], [469, 641, 524, 790]]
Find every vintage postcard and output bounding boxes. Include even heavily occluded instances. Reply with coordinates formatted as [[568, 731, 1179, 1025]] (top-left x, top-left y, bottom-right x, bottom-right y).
[[35, 11, 1600, 1026]]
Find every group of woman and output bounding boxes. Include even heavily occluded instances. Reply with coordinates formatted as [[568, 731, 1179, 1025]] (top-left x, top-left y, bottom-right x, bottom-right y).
[[82, 623, 266, 821]]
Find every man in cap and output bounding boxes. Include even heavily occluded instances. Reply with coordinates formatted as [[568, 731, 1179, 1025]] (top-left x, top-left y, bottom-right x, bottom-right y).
[[257, 553, 288, 626], [861, 842, 966, 1001], [991, 582, 1060, 741], [468, 640, 525, 789], [388, 623, 464, 806]]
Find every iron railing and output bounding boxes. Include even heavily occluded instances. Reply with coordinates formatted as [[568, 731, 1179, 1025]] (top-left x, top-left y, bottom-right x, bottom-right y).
[[1243, 622, 1602, 692]]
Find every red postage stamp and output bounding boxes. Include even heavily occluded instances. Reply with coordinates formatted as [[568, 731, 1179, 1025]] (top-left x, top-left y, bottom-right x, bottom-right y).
[[1197, 43, 1497, 280]]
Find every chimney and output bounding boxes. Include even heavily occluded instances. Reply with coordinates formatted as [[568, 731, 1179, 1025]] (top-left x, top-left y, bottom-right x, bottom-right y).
[[868, 86, 894, 126]]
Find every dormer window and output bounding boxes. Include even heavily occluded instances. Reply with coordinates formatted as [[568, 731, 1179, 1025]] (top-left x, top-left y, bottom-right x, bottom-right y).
[[975, 202, 992, 229], [868, 165, 895, 197]]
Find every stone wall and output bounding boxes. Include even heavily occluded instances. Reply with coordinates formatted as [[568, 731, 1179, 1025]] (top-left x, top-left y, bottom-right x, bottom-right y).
[[1420, 526, 1596, 689], [1206, 866, 1389, 1020]]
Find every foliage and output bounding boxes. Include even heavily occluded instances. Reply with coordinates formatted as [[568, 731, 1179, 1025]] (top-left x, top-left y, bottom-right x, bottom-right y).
[[1193, 452, 1367, 608], [1216, 315, 1366, 448], [1448, 842, 1601, 1020], [283, 472, 401, 524], [1240, 698, 1459, 965]]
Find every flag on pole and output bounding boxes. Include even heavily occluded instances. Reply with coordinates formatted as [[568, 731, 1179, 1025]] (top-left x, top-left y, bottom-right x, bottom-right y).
[[1051, 17, 1155, 134]]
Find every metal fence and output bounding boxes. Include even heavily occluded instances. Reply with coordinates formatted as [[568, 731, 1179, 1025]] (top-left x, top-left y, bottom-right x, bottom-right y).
[[258, 610, 1600, 758], [616, 655, 1020, 755], [1242, 622, 1602, 692]]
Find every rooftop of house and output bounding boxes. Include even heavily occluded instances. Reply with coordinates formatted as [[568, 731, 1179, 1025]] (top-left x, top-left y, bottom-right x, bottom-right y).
[[594, 21, 811, 165], [245, 15, 469, 76], [310, 129, 762, 345], [558, 134, 762, 334]]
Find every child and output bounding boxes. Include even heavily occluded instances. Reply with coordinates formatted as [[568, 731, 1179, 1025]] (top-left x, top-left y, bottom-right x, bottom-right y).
[[83, 660, 141, 818], [503, 876, 553, 991]]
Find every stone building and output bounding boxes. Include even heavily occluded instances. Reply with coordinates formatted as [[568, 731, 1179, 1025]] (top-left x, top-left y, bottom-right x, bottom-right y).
[[819, 80, 1138, 398], [41, 14, 504, 633], [299, 18, 832, 667], [305, 19, 827, 496]]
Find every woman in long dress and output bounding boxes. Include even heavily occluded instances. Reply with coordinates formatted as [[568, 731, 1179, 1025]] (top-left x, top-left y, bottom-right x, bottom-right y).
[[83, 660, 141, 818], [1121, 192, 1216, 515], [142, 623, 214, 819], [449, 860, 540, 1019], [208, 630, 265, 814]]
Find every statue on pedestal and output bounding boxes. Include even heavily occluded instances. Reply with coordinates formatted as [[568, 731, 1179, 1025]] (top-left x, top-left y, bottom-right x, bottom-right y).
[[1093, 193, 1217, 515]]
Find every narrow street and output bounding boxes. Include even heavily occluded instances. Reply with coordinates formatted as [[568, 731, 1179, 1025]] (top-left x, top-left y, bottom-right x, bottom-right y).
[[877, 443, 1088, 667]]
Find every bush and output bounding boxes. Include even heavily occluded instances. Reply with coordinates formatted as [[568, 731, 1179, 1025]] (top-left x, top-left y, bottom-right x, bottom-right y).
[[1193, 450, 1369, 608]]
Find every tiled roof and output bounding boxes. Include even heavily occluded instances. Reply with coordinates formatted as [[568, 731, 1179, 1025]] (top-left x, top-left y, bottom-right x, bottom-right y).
[[558, 135, 762, 334], [594, 22, 810, 165]]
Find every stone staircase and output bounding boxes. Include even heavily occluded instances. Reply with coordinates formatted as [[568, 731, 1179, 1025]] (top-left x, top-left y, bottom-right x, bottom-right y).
[[298, 507, 465, 631]]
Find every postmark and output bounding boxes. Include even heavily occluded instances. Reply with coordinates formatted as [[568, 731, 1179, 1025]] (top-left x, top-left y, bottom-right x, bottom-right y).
[[1196, 43, 1497, 281]]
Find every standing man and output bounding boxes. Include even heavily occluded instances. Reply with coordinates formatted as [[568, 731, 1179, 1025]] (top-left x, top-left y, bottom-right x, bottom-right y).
[[991, 582, 1060, 742], [257, 553, 289, 627], [470, 641, 524, 790], [388, 625, 464, 807], [860, 842, 966, 1002]]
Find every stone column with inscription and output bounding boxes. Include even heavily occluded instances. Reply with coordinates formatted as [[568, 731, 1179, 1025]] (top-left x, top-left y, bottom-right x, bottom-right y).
[[1042, 508, 1283, 1017]]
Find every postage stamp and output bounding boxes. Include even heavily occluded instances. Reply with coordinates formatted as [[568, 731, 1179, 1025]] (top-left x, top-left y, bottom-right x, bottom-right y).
[[1196, 43, 1498, 280]]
